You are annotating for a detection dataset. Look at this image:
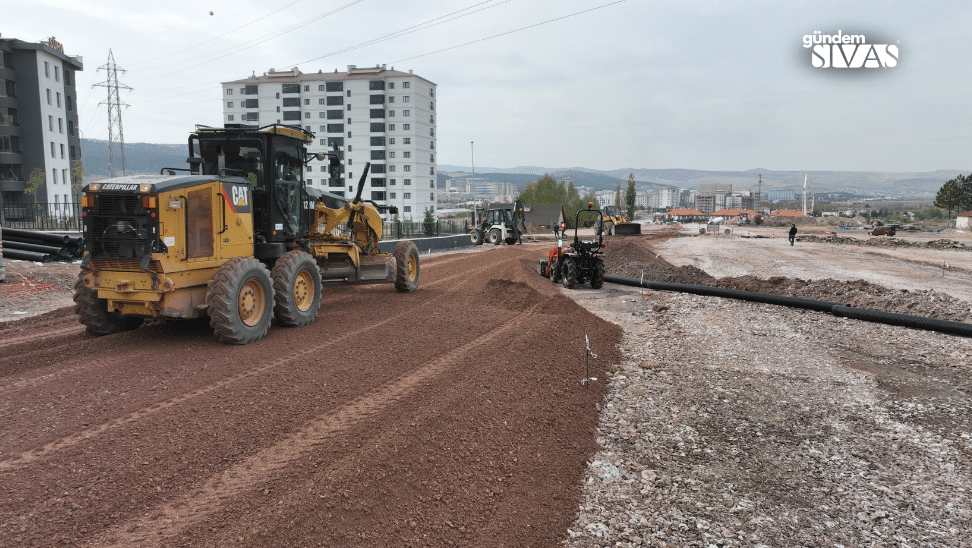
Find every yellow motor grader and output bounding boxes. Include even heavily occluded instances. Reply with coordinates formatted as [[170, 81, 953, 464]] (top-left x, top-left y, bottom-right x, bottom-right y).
[[75, 124, 419, 344]]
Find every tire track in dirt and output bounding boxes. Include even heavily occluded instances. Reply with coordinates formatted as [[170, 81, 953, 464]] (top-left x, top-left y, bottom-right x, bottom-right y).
[[92, 301, 545, 547], [0, 252, 522, 471]]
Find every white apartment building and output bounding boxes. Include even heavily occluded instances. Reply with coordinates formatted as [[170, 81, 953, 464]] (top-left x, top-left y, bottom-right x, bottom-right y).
[[0, 36, 83, 207], [222, 65, 437, 219]]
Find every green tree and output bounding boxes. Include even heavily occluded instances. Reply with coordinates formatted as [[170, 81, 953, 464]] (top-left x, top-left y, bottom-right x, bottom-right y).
[[934, 176, 965, 220], [614, 182, 621, 209], [624, 174, 637, 220], [518, 174, 591, 227], [25, 168, 45, 204], [422, 207, 436, 236]]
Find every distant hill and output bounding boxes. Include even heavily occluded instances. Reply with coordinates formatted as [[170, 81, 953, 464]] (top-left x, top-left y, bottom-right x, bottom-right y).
[[80, 142, 964, 198], [82, 138, 187, 178]]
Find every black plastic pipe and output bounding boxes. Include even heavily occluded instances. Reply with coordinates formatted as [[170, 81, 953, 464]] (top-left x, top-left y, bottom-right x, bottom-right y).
[[604, 274, 972, 338], [2, 248, 53, 263], [2, 240, 72, 259], [1, 227, 71, 245]]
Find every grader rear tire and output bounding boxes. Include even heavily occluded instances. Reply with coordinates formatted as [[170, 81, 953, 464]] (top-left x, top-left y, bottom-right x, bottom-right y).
[[271, 251, 322, 327], [394, 240, 420, 292], [73, 271, 144, 335], [207, 256, 273, 345]]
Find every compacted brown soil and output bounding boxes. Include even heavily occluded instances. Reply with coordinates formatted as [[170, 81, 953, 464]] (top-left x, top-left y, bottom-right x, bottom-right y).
[[0, 245, 621, 547]]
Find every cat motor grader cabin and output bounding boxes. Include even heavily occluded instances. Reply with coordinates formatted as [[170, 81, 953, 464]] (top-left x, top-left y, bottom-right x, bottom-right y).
[[75, 124, 419, 344]]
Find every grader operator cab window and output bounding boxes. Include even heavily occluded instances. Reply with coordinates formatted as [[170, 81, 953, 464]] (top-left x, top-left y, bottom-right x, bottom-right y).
[[274, 146, 303, 235], [198, 139, 265, 187]]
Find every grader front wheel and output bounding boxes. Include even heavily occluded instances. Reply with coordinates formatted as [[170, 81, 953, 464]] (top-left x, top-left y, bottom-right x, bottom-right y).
[[207, 256, 274, 344], [394, 240, 420, 293], [271, 251, 322, 327]]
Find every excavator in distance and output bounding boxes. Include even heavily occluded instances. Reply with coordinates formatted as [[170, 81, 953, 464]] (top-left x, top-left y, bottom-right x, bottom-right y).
[[75, 124, 419, 344]]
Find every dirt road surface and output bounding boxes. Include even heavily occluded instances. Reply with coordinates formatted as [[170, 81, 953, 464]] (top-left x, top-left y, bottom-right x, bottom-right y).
[[3, 228, 972, 547], [0, 245, 621, 547]]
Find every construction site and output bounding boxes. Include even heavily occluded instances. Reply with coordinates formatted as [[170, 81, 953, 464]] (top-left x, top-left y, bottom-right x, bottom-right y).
[[2, 220, 971, 547]]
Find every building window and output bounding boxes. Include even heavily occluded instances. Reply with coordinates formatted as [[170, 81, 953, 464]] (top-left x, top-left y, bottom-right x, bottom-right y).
[[347, 90, 351, 97], [371, 191, 386, 200], [403, 124, 410, 130], [388, 110, 395, 117], [430, 141, 434, 149], [319, 85, 326, 91], [430, 180, 434, 188], [389, 138, 396, 144], [403, 165, 411, 172], [244, 98, 259, 108], [404, 206, 411, 213], [347, 104, 352, 111], [403, 110, 410, 117], [66, 96, 73, 111], [369, 80, 385, 90], [327, 96, 343, 106], [328, 124, 344, 133], [227, 101, 233, 108], [56, 92, 61, 107], [348, 132, 352, 138], [371, 150, 385, 160], [244, 85, 258, 95], [429, 88, 434, 97], [47, 89, 51, 104], [327, 109, 342, 119], [389, 165, 396, 172], [390, 192, 396, 198], [320, 139, 326, 145], [403, 82, 410, 88], [282, 83, 300, 94], [404, 178, 411, 185], [389, 124, 395, 130], [370, 109, 385, 118], [51, 141, 56, 158], [283, 97, 300, 107], [390, 179, 396, 186], [404, 192, 411, 199], [244, 112, 259, 121], [307, 178, 313, 186], [60, 144, 65, 159], [226, 88, 233, 95], [430, 115, 433, 123], [319, 112, 326, 118], [347, 118, 351, 124], [389, 96, 395, 103], [430, 193, 434, 201], [370, 136, 385, 146], [403, 96, 410, 103], [430, 167, 434, 175], [304, 112, 311, 118], [430, 101, 434, 110], [389, 152, 395, 158], [319, 98, 326, 105], [348, 145, 352, 152], [319, 165, 326, 172], [430, 154, 434, 162], [304, 98, 310, 105], [388, 82, 395, 89], [283, 111, 301, 120], [370, 94, 385, 104], [304, 85, 310, 91], [44, 61, 49, 77], [403, 151, 411, 158], [227, 114, 235, 121], [403, 138, 411, 144], [48, 115, 53, 131]]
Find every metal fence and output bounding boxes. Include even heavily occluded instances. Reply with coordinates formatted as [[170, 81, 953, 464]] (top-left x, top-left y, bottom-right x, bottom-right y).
[[382, 219, 470, 240], [1, 202, 82, 231]]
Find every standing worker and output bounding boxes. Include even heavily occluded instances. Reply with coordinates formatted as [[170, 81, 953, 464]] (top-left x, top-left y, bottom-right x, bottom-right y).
[[788, 224, 798, 246]]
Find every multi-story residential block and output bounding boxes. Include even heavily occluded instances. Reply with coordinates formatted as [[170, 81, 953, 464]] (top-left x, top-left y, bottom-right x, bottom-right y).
[[0, 36, 83, 206], [222, 65, 437, 219]]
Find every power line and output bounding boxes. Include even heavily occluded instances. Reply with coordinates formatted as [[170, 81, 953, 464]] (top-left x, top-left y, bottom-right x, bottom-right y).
[[93, 50, 132, 177], [290, 0, 511, 66], [126, 0, 306, 67], [392, 0, 630, 63], [127, 0, 367, 84]]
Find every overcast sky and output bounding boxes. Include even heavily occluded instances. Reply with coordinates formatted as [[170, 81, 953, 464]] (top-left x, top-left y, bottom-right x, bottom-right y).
[[6, 0, 972, 172]]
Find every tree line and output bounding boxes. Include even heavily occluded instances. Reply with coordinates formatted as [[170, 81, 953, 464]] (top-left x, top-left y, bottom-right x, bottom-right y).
[[516, 174, 638, 227], [934, 173, 972, 219]]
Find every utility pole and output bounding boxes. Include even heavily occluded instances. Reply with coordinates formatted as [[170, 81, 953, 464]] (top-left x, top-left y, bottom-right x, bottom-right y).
[[756, 174, 762, 213], [94, 50, 131, 178], [471, 141, 475, 178]]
